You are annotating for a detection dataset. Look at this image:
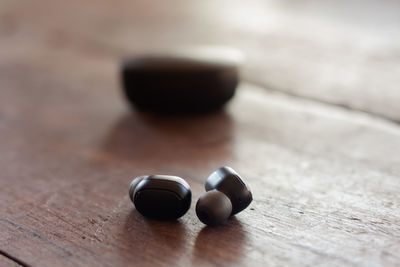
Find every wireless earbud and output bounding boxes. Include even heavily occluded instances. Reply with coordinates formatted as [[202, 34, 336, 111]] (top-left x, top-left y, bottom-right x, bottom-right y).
[[196, 166, 252, 226], [129, 175, 192, 220]]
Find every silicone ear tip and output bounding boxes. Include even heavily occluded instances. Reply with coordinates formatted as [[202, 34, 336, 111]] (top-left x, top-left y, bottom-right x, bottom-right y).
[[196, 190, 232, 226]]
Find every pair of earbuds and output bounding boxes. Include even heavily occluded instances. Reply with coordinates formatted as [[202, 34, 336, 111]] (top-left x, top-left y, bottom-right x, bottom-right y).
[[129, 166, 252, 226]]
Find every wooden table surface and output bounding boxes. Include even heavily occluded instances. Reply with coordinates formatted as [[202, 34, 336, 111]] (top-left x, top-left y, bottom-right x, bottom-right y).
[[1, 0, 400, 266]]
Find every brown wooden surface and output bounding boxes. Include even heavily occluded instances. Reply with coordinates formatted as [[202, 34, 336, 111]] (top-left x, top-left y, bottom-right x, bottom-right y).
[[1, 0, 400, 266], [0, 256, 22, 267]]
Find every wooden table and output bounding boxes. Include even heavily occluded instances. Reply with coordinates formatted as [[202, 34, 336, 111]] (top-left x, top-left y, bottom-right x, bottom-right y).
[[1, 0, 400, 266]]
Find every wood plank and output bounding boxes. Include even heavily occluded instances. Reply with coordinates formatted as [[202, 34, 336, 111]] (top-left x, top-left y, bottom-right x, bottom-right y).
[[3, 0, 397, 121], [0, 42, 400, 265], [0, 257, 22, 267], [0, 0, 400, 266], [0, 255, 23, 267]]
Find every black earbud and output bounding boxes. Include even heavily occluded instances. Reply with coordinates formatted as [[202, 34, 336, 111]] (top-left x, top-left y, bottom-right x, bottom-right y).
[[129, 175, 192, 220], [196, 166, 252, 226]]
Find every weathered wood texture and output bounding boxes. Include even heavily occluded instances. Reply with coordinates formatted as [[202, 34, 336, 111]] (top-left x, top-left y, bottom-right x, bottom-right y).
[[0, 256, 22, 267], [1, 0, 400, 266], [2, 0, 399, 121]]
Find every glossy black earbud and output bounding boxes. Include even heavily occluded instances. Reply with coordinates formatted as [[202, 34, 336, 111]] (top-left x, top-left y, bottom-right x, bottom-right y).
[[129, 175, 192, 220], [196, 166, 252, 226]]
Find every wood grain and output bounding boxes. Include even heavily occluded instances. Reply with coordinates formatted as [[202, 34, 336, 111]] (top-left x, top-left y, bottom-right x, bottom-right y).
[[2, 0, 400, 121], [0, 0, 400, 266], [0, 256, 23, 267]]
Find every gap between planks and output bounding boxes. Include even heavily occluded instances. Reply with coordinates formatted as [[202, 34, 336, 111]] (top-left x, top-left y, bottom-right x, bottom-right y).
[[245, 78, 400, 126], [0, 250, 29, 267]]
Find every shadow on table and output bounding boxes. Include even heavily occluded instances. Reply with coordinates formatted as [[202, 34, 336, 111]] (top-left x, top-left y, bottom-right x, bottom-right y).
[[192, 217, 248, 264], [122, 209, 189, 264], [122, 210, 248, 265], [100, 110, 234, 167]]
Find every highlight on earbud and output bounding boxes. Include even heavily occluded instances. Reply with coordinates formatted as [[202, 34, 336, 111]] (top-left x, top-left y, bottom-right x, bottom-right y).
[[129, 175, 192, 220]]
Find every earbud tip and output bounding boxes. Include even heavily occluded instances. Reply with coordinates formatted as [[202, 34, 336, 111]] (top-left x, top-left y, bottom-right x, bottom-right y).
[[129, 176, 147, 202], [196, 190, 232, 226]]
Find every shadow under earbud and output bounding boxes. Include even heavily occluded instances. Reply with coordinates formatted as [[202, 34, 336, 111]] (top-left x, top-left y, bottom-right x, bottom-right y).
[[193, 217, 248, 264], [122, 209, 188, 264]]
